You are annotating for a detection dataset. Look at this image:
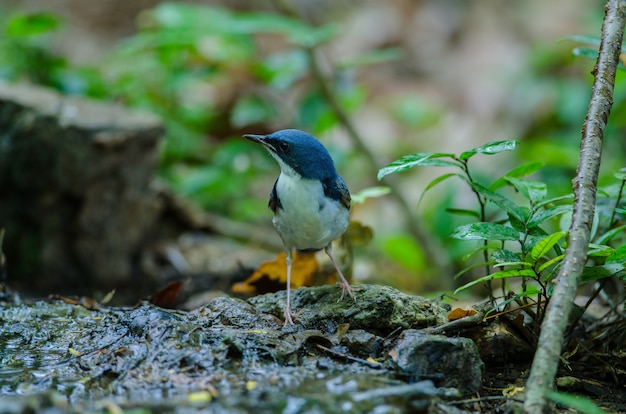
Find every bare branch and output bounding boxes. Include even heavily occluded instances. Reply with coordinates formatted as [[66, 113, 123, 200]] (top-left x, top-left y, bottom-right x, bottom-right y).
[[523, 1, 626, 412]]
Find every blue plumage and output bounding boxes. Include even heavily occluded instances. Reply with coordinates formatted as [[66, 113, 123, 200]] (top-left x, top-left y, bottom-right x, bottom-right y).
[[244, 129, 354, 325]]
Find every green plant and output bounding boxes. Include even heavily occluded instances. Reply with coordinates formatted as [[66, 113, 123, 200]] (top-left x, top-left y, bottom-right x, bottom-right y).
[[0, 12, 107, 96], [0, 5, 404, 218], [378, 143, 626, 330]]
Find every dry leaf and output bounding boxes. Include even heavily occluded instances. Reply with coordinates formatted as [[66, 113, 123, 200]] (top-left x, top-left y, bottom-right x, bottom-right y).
[[447, 307, 478, 321], [150, 280, 188, 308], [232, 251, 318, 296]]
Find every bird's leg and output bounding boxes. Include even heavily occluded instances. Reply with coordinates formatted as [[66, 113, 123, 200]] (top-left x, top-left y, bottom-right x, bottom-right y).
[[325, 244, 355, 302], [284, 248, 295, 325]]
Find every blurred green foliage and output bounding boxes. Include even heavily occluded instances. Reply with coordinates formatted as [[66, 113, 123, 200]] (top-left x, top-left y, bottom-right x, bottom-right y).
[[0, 4, 406, 220], [379, 142, 626, 327], [0, 3, 624, 293]]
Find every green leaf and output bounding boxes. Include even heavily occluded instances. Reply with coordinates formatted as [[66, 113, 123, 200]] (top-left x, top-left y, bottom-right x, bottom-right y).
[[547, 390, 605, 414], [505, 177, 547, 204], [594, 224, 626, 245], [573, 47, 626, 70], [6, 13, 61, 37], [473, 183, 527, 222], [350, 186, 391, 204], [562, 35, 601, 46], [454, 269, 537, 294], [150, 4, 336, 47], [587, 244, 615, 258], [580, 264, 625, 283], [493, 261, 533, 268], [528, 204, 572, 228], [531, 231, 567, 261], [414, 158, 463, 167], [491, 249, 522, 264], [508, 213, 527, 233], [572, 47, 599, 61], [445, 208, 481, 218], [417, 173, 462, 208], [607, 244, 626, 264], [537, 254, 564, 273], [377, 152, 458, 181], [489, 161, 545, 190], [450, 223, 519, 241], [459, 140, 518, 161], [614, 167, 626, 180], [533, 194, 574, 210]]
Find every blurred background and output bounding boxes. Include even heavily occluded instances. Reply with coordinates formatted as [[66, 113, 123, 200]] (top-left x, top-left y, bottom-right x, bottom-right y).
[[1, 0, 624, 302]]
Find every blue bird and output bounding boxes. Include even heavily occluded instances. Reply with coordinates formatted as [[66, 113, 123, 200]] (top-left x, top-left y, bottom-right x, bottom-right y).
[[244, 129, 354, 325]]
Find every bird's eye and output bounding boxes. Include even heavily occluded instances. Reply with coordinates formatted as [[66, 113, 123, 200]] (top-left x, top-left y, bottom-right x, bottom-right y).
[[279, 142, 290, 152]]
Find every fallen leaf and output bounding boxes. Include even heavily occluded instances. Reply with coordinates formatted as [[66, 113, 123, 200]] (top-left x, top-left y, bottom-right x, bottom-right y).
[[188, 391, 212, 403], [150, 280, 188, 308], [448, 307, 478, 321], [232, 251, 319, 296], [101, 289, 116, 304]]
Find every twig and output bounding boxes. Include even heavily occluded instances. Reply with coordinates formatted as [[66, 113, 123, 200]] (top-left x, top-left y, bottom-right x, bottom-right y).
[[422, 310, 484, 335], [315, 343, 382, 368], [352, 380, 458, 402], [523, 1, 626, 412]]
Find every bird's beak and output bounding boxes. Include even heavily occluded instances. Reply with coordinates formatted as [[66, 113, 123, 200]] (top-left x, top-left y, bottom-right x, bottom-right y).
[[243, 134, 266, 144], [244, 134, 275, 152]]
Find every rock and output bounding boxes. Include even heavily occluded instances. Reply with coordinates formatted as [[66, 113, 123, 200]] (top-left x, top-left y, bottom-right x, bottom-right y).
[[463, 319, 535, 364], [0, 82, 163, 294], [389, 329, 484, 396], [248, 284, 451, 334]]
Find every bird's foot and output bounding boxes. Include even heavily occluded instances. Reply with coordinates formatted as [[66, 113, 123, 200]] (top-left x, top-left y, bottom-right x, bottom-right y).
[[283, 306, 304, 326], [338, 279, 356, 302], [284, 306, 295, 326]]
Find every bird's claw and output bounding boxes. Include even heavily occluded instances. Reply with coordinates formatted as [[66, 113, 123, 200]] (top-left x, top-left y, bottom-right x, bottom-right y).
[[338, 280, 356, 302], [283, 307, 304, 326], [284, 306, 295, 326]]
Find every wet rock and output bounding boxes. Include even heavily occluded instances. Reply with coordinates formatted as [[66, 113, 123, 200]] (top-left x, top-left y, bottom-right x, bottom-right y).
[[189, 295, 277, 329], [462, 319, 535, 364], [339, 329, 382, 358], [248, 284, 450, 334], [0, 294, 479, 412], [389, 330, 483, 396]]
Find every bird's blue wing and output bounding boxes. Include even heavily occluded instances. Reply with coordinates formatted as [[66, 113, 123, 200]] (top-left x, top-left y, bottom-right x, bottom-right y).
[[322, 175, 351, 210], [269, 178, 283, 213]]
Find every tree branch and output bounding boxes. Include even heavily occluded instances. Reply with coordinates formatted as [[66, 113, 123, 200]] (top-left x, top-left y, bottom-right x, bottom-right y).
[[523, 1, 626, 412]]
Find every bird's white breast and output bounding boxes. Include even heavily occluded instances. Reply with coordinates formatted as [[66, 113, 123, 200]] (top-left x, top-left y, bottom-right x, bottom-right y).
[[272, 172, 349, 251]]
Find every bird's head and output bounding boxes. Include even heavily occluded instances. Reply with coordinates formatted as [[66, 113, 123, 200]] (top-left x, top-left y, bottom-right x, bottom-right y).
[[244, 129, 338, 180]]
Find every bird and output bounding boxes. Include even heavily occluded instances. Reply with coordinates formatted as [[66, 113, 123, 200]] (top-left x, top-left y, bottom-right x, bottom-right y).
[[244, 129, 354, 325]]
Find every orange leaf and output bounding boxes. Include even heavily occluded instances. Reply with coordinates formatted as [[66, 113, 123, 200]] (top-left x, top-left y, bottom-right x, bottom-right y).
[[232, 251, 319, 296], [447, 307, 478, 321]]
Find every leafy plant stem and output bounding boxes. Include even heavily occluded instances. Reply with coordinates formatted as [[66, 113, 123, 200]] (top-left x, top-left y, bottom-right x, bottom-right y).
[[461, 158, 495, 302]]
